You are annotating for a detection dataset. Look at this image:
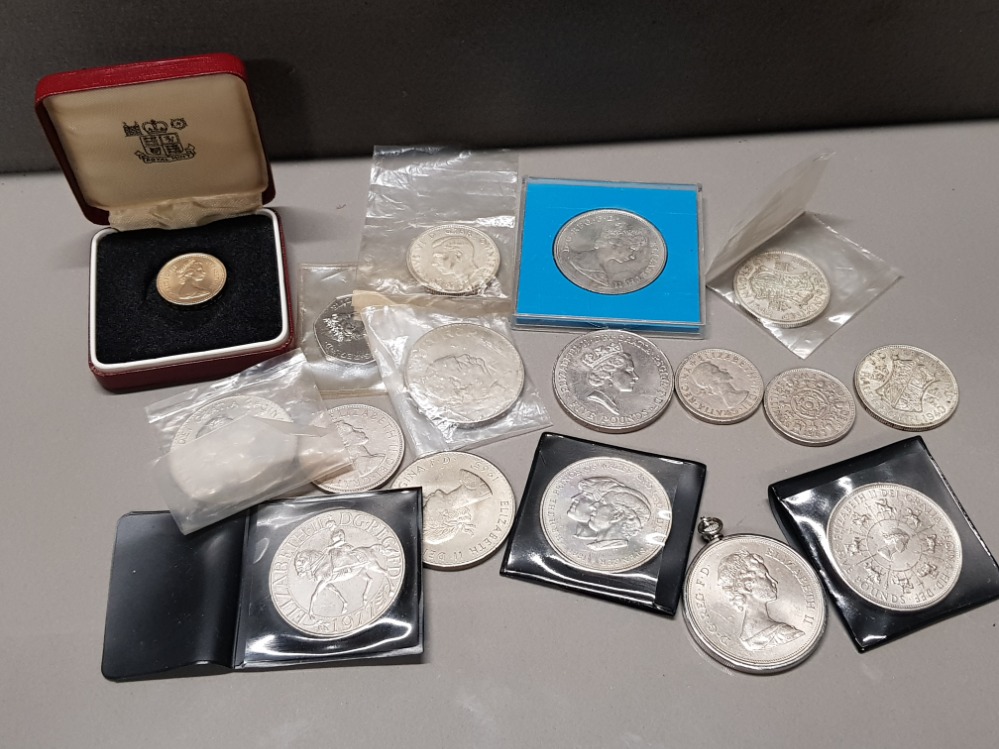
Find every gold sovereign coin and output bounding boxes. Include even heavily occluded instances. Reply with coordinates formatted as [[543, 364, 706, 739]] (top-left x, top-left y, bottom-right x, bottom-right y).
[[156, 252, 227, 306]]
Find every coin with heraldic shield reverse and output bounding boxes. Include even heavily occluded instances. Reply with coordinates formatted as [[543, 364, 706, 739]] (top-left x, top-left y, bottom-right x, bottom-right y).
[[734, 250, 830, 328], [827, 483, 963, 612], [553, 329, 673, 433], [156, 252, 227, 306], [683, 517, 826, 674], [554, 209, 667, 294], [540, 456, 672, 573], [268, 508, 405, 638], [314, 295, 375, 365], [676, 348, 764, 424], [404, 323, 525, 425], [313, 404, 405, 493], [407, 224, 501, 295], [392, 452, 516, 569], [854, 345, 959, 431], [764, 368, 856, 446]]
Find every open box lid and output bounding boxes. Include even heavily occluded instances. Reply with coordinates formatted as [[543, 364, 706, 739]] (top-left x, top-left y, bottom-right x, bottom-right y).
[[36, 53, 275, 230]]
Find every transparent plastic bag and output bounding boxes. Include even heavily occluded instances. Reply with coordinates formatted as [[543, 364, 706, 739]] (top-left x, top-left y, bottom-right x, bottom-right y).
[[358, 299, 550, 456], [355, 146, 519, 301], [298, 264, 385, 397], [146, 350, 352, 534], [707, 154, 901, 358]]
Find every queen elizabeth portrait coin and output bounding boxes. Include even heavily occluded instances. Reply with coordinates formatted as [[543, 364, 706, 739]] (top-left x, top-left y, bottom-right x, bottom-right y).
[[734, 250, 830, 328], [764, 368, 855, 446], [314, 295, 375, 365], [675, 348, 764, 424], [392, 452, 515, 569], [404, 323, 525, 426], [554, 209, 666, 294], [854, 345, 959, 431], [313, 404, 405, 493], [827, 483, 962, 611], [269, 509, 405, 638], [407, 224, 501, 295], [553, 330, 673, 433], [683, 517, 826, 674], [540, 457, 672, 573], [156, 252, 227, 306]]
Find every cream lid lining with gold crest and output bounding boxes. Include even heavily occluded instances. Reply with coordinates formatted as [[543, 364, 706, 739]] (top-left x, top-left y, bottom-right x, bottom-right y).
[[43, 73, 268, 230]]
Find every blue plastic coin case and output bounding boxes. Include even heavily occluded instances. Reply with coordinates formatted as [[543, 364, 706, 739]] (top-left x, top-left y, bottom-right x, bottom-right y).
[[514, 178, 704, 336]]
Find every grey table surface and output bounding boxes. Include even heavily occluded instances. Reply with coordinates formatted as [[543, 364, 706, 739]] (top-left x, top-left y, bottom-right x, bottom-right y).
[[2, 124, 998, 748]]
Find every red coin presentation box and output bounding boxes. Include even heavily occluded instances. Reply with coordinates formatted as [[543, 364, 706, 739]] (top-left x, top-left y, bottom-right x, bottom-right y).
[[35, 53, 294, 390]]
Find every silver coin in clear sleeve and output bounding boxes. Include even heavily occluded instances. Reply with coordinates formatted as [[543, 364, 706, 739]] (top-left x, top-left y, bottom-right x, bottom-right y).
[[313, 404, 405, 493], [407, 224, 501, 295], [404, 323, 525, 425], [827, 483, 963, 611], [553, 330, 673, 433], [554, 209, 666, 294], [540, 457, 672, 573], [313, 295, 375, 365], [683, 518, 826, 674], [391, 451, 516, 569], [854, 345, 959, 431], [268, 508, 405, 638], [734, 250, 831, 328], [675, 348, 764, 424], [171, 394, 291, 448], [764, 368, 855, 446]]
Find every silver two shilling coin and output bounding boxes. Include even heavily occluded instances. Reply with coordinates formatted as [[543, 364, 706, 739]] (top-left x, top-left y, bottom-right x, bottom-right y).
[[407, 224, 501, 295], [683, 517, 826, 674], [554, 209, 667, 295], [764, 368, 856, 446], [313, 404, 405, 493], [540, 457, 672, 574], [827, 483, 962, 612], [404, 323, 525, 426], [392, 452, 516, 569], [675, 348, 764, 424], [553, 329, 673, 433], [734, 250, 830, 328], [854, 345, 959, 431]]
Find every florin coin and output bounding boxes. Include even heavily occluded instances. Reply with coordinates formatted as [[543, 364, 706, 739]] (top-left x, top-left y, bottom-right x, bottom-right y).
[[827, 483, 962, 611], [407, 224, 501, 295], [675, 348, 764, 424], [683, 517, 826, 674], [552, 329, 673, 433], [734, 250, 830, 328], [314, 295, 375, 365], [313, 404, 405, 493], [540, 457, 672, 573], [764, 368, 855, 446], [404, 323, 525, 425], [554, 209, 666, 295], [156, 252, 227, 306], [391, 452, 516, 569], [268, 508, 405, 638], [854, 345, 959, 431]]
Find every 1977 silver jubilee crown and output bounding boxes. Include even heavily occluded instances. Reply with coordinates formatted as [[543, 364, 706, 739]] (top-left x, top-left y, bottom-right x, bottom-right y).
[[404, 323, 525, 425], [553, 329, 673, 432], [676, 348, 764, 424], [314, 294, 375, 365], [827, 483, 962, 611], [683, 517, 826, 674], [313, 404, 405, 493], [554, 209, 666, 294], [540, 456, 672, 573], [269, 508, 405, 638], [734, 249, 830, 328], [407, 224, 501, 295], [392, 451, 515, 569], [854, 345, 959, 431], [764, 368, 856, 446]]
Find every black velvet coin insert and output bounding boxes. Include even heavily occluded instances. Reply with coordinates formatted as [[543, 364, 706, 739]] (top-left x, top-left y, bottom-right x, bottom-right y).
[[769, 437, 999, 652], [93, 213, 285, 364], [501, 432, 706, 616]]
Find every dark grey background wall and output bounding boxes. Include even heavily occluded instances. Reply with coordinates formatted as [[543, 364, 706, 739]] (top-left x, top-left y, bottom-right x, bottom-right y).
[[6, 1, 999, 174]]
